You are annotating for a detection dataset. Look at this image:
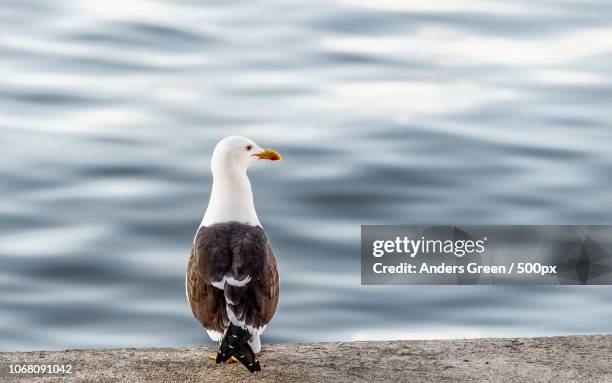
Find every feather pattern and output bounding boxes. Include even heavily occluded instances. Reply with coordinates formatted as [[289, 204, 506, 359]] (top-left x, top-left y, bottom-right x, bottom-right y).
[[187, 222, 279, 341]]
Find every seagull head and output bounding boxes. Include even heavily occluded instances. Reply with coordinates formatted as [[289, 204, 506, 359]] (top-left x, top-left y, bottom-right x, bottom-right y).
[[211, 136, 281, 174]]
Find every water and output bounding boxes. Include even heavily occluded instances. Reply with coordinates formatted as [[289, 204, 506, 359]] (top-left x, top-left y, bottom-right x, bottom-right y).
[[1, 0, 612, 351]]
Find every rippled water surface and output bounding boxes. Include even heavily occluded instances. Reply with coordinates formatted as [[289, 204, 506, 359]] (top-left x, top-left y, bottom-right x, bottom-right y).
[[1, 1, 612, 351]]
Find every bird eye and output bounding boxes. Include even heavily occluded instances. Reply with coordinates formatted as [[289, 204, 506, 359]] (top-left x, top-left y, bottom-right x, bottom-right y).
[[246, 144, 253, 151]]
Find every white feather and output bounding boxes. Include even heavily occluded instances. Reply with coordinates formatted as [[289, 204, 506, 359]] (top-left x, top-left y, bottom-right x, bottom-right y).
[[211, 280, 224, 289], [211, 274, 252, 290], [206, 328, 224, 342], [248, 334, 261, 353], [225, 275, 252, 287], [195, 136, 264, 238], [185, 274, 189, 302], [226, 304, 267, 337]]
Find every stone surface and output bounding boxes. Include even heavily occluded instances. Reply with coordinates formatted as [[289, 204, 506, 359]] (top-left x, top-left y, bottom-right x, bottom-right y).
[[1, 336, 611, 382]]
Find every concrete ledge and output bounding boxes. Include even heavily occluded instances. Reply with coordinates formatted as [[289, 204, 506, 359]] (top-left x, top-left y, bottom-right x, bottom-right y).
[[1, 335, 611, 382]]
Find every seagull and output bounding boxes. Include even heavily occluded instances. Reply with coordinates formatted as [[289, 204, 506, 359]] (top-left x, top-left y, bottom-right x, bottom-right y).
[[186, 136, 281, 373]]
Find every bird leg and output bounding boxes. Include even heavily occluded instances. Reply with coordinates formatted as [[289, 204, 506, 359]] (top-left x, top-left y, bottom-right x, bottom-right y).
[[209, 354, 238, 363]]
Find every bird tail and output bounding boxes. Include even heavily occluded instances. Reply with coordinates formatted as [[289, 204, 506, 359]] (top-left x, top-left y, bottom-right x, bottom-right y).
[[216, 323, 261, 373]]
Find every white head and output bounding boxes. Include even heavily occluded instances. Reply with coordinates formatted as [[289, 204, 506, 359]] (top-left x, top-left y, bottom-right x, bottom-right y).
[[199, 136, 281, 230], [211, 136, 281, 175]]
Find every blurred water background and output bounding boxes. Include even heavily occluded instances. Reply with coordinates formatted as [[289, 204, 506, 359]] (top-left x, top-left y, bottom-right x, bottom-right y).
[[1, 0, 612, 351]]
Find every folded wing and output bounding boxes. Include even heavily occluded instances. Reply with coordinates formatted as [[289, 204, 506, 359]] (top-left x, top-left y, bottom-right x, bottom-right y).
[[187, 222, 279, 341]]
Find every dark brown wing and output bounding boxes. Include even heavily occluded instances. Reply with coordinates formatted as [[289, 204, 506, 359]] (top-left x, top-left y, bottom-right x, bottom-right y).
[[187, 223, 279, 338], [224, 226, 279, 332], [250, 243, 279, 329], [187, 245, 229, 338]]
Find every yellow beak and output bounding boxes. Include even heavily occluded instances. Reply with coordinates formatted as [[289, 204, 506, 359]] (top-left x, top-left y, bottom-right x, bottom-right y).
[[254, 148, 282, 161]]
